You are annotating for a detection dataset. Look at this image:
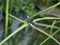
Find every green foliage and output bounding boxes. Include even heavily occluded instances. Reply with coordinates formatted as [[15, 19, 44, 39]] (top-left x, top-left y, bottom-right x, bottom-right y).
[[9, 0, 21, 11], [40, 0, 60, 5], [0, 0, 60, 16], [9, 0, 37, 16], [21, 0, 37, 16], [0, 0, 60, 45]]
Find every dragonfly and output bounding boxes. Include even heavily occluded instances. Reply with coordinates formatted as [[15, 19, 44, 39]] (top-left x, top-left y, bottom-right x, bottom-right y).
[[26, 15, 35, 26]]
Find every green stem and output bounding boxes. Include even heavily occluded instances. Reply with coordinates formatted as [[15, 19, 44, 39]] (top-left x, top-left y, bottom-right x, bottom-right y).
[[32, 2, 60, 17], [8, 14, 27, 24], [0, 24, 28, 45], [30, 24, 60, 45], [33, 17, 60, 22], [40, 29, 60, 45], [5, 0, 9, 34]]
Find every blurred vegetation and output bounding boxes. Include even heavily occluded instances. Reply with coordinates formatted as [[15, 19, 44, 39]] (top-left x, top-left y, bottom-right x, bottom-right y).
[[0, 0, 60, 16], [0, 0, 60, 45]]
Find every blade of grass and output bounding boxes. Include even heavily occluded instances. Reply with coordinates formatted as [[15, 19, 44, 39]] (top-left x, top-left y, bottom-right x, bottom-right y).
[[5, 0, 9, 33], [40, 20, 60, 45], [30, 24, 60, 45], [33, 17, 60, 22], [8, 14, 60, 28], [31, 2, 60, 17], [7, 16, 60, 31], [0, 24, 28, 45], [50, 20, 56, 34], [40, 28, 60, 45], [3, 19, 59, 33], [7, 15, 60, 31], [35, 23, 59, 29], [8, 14, 27, 24], [5, 20, 60, 33]]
